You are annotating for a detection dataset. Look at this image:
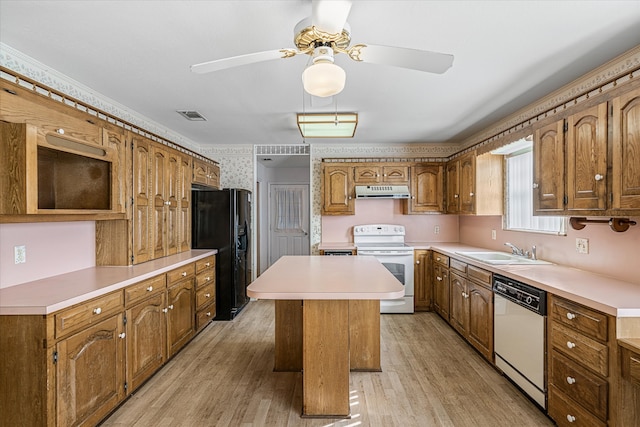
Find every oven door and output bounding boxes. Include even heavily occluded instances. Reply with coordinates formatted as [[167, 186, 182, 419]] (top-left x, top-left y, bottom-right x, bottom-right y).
[[357, 249, 414, 313]]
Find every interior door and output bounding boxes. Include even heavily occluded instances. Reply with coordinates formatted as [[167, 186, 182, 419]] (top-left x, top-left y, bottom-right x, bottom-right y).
[[269, 184, 310, 266]]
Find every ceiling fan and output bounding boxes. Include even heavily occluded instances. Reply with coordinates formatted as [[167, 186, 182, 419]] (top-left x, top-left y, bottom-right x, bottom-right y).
[[190, 0, 454, 97]]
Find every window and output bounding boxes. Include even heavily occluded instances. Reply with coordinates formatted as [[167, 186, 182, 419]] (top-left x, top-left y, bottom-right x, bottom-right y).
[[500, 137, 566, 234]]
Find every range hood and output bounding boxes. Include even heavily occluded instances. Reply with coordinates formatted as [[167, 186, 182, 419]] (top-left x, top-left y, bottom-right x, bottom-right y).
[[355, 185, 411, 199]]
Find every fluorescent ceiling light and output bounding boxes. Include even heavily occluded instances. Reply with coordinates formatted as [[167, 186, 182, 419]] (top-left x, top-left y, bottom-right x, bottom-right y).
[[297, 112, 358, 138]]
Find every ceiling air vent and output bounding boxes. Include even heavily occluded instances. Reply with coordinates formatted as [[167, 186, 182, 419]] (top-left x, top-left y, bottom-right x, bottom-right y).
[[177, 110, 207, 121]]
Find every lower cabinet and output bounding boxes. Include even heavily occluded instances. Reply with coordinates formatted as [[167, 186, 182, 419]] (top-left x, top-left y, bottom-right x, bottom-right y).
[[414, 250, 432, 311], [432, 254, 450, 321], [0, 256, 214, 427]]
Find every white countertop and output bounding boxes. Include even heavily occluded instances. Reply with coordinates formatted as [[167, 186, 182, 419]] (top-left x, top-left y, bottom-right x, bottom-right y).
[[247, 256, 405, 300], [0, 250, 217, 315]]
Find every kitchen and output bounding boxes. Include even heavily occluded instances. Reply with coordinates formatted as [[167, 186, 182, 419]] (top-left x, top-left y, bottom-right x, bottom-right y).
[[2, 1, 640, 426]]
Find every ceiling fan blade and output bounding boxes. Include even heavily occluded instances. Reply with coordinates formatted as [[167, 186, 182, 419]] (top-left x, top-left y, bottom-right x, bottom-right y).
[[312, 0, 352, 34], [355, 44, 454, 74], [191, 49, 293, 74]]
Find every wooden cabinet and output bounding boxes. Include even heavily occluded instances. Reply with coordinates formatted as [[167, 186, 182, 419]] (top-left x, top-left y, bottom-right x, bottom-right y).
[[192, 158, 220, 189], [132, 134, 153, 264], [533, 120, 567, 214], [354, 165, 409, 184], [612, 87, 640, 212], [449, 271, 469, 336], [321, 164, 355, 215], [548, 295, 615, 427], [166, 264, 196, 357], [56, 313, 126, 427], [446, 151, 502, 215], [618, 340, 640, 427], [432, 252, 450, 321], [404, 164, 444, 214], [413, 250, 432, 311], [195, 255, 216, 331], [178, 155, 192, 252]]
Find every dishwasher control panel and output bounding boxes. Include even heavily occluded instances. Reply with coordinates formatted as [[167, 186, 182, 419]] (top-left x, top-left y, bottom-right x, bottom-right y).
[[493, 275, 546, 315]]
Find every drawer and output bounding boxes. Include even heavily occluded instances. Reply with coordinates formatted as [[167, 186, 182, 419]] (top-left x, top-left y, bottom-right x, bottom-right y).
[[195, 256, 215, 274], [37, 116, 103, 147], [621, 346, 640, 387], [195, 283, 215, 310], [196, 270, 215, 289], [433, 252, 449, 267], [550, 350, 608, 421], [167, 263, 195, 285], [196, 303, 216, 330], [551, 321, 608, 376], [551, 296, 608, 342], [124, 275, 166, 307], [467, 265, 491, 287], [55, 291, 124, 339], [548, 385, 607, 427], [449, 258, 467, 274]]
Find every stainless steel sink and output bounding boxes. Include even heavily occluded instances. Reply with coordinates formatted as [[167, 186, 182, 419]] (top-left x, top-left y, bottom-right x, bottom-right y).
[[455, 251, 552, 265]]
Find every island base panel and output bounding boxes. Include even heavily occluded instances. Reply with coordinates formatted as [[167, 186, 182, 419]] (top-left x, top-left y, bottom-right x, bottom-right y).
[[349, 300, 381, 371], [274, 300, 303, 372]]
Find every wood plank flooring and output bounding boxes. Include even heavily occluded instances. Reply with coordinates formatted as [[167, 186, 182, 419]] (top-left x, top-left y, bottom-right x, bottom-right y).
[[101, 300, 554, 426]]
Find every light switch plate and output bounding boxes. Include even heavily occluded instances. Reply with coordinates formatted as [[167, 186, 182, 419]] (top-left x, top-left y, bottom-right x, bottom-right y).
[[434, 225, 440, 234], [491, 229, 497, 240], [14, 245, 26, 264], [575, 238, 589, 254]]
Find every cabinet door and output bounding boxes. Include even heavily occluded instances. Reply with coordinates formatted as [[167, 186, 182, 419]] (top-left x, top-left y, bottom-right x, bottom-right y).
[[533, 120, 565, 213], [178, 155, 192, 252], [446, 160, 460, 213], [126, 293, 167, 393], [322, 165, 354, 215], [467, 281, 493, 361], [167, 279, 195, 357], [382, 166, 409, 184], [566, 103, 608, 211], [459, 153, 476, 214], [132, 135, 152, 264], [433, 264, 450, 321], [56, 314, 125, 427], [151, 144, 168, 259], [165, 149, 180, 256], [612, 87, 640, 211], [192, 159, 209, 186], [406, 165, 444, 213], [209, 164, 220, 189], [102, 128, 128, 215], [354, 165, 381, 184], [449, 272, 469, 336], [413, 250, 431, 311]]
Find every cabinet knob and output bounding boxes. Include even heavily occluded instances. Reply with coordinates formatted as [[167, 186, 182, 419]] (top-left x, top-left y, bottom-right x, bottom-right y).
[[146, 286, 153, 292], [205, 293, 211, 298], [205, 262, 210, 267], [436, 257, 441, 261], [469, 192, 474, 197], [164, 201, 171, 206], [182, 272, 187, 277], [532, 183, 539, 189], [119, 332, 126, 339], [566, 415, 576, 423], [454, 194, 459, 198], [437, 276, 442, 281], [566, 376, 576, 385], [169, 304, 174, 310], [93, 307, 102, 315], [566, 341, 576, 349], [416, 260, 420, 265], [163, 308, 169, 313], [348, 196, 352, 200], [206, 276, 211, 281], [206, 312, 212, 317], [56, 128, 65, 135], [595, 174, 604, 181], [566, 312, 577, 320]]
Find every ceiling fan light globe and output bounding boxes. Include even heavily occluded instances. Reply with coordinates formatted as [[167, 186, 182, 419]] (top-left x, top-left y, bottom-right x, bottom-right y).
[[302, 61, 346, 97]]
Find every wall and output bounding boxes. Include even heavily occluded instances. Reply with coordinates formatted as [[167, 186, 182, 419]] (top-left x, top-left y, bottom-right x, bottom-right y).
[[0, 222, 95, 288], [322, 199, 459, 243], [459, 215, 640, 285]]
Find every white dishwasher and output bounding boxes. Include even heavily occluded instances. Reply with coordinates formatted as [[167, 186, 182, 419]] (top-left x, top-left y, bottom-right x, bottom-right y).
[[493, 274, 547, 409]]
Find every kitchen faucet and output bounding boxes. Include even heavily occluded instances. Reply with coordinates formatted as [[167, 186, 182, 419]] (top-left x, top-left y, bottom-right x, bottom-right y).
[[504, 242, 525, 256]]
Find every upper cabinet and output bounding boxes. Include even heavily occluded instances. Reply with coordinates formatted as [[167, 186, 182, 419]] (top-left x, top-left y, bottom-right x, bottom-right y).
[[533, 91, 640, 216], [322, 164, 355, 215], [446, 151, 502, 215], [354, 165, 409, 185], [404, 164, 444, 214], [192, 158, 220, 189]]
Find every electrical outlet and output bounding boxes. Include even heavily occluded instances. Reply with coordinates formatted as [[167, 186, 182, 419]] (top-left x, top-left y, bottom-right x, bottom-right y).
[[14, 245, 26, 264], [576, 238, 589, 254], [434, 225, 440, 234], [491, 229, 497, 240]]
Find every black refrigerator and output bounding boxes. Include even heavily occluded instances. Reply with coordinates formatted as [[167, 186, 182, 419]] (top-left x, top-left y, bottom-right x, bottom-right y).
[[192, 188, 251, 320]]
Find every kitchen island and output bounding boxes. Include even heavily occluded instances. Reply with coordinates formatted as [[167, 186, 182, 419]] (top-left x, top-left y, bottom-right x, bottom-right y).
[[247, 255, 404, 418]]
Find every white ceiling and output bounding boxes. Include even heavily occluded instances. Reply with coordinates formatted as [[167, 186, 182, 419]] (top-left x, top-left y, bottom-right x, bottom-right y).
[[1, 1, 640, 150]]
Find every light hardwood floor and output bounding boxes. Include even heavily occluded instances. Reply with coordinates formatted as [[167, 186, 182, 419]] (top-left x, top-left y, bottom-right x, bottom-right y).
[[102, 300, 554, 426]]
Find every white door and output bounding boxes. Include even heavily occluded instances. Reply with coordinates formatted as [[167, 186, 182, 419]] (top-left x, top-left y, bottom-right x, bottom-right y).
[[269, 184, 310, 266]]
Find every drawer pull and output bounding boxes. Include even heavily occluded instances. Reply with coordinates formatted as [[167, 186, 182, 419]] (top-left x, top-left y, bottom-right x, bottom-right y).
[[205, 262, 210, 267], [566, 376, 576, 385], [205, 293, 211, 298], [163, 308, 169, 313], [181, 272, 187, 277], [566, 312, 577, 320], [118, 332, 126, 339], [93, 307, 102, 315], [566, 414, 576, 423], [436, 257, 441, 261], [146, 286, 153, 292], [437, 276, 442, 281], [206, 312, 211, 317], [566, 341, 576, 349], [206, 276, 211, 281]]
